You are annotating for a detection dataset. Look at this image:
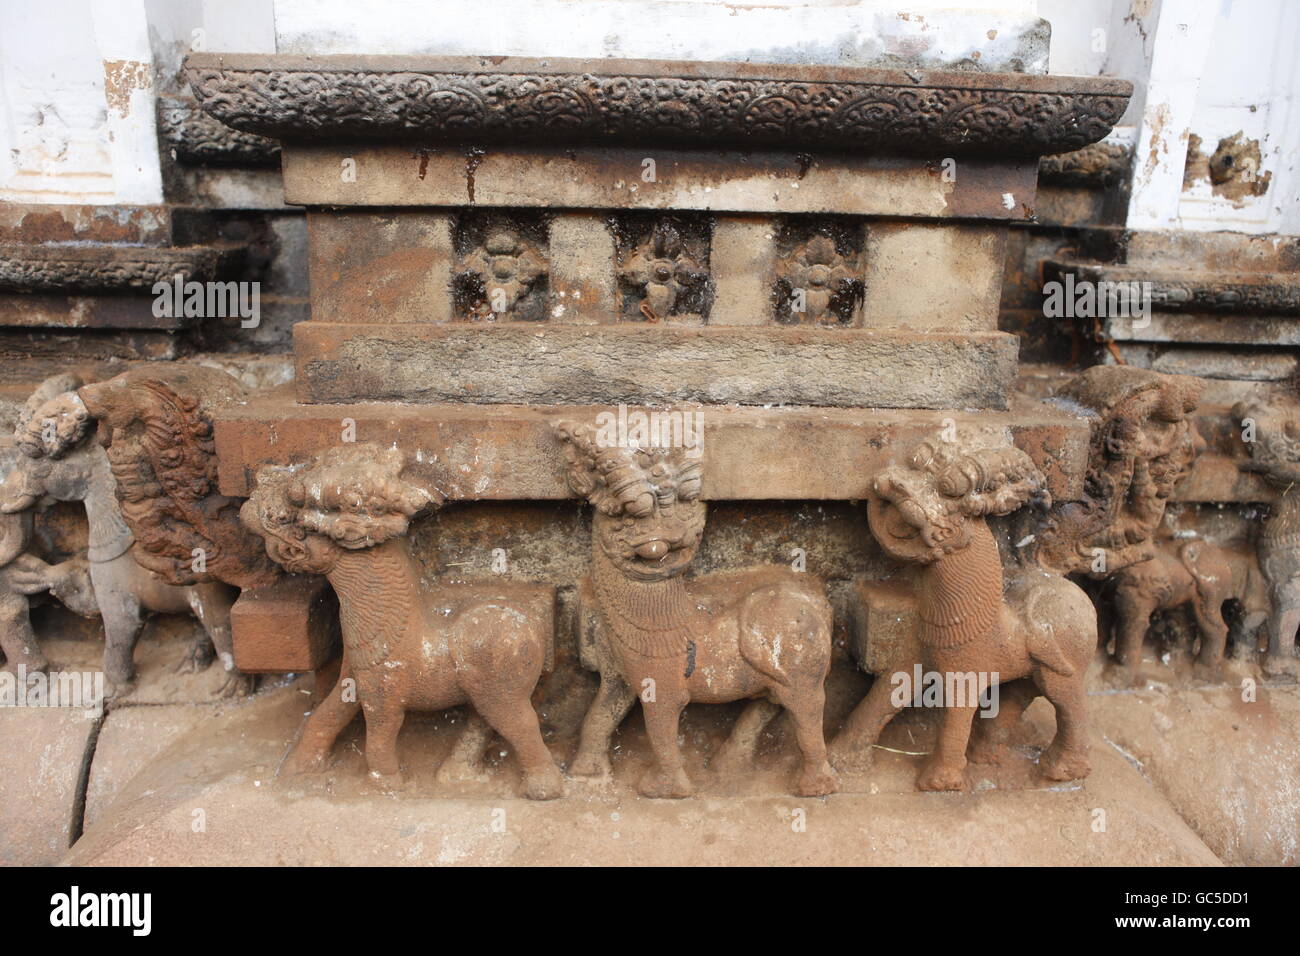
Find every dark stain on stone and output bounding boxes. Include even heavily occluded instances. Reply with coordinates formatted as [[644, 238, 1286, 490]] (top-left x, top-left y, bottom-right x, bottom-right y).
[[684, 640, 696, 678], [464, 147, 487, 203]]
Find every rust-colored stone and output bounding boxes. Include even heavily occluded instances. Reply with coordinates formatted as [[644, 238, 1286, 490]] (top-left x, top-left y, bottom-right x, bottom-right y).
[[557, 420, 837, 798], [229, 575, 340, 673], [834, 438, 1097, 791], [241, 443, 564, 798]]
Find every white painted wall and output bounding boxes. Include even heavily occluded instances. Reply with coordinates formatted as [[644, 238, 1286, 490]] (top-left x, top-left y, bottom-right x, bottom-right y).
[[0, 0, 1295, 237], [273, 0, 1050, 72]]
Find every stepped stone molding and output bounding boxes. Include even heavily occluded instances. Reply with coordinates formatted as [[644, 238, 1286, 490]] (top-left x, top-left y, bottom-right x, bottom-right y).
[[1038, 141, 1132, 187], [185, 54, 1131, 157], [211, 394, 1088, 502], [1044, 260, 1300, 315], [158, 96, 281, 167], [293, 322, 1020, 409], [0, 244, 242, 294]]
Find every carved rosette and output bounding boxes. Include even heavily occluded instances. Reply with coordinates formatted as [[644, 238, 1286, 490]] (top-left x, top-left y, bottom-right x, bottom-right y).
[[186, 54, 1131, 157], [776, 233, 861, 324], [457, 223, 547, 319], [618, 219, 709, 321]]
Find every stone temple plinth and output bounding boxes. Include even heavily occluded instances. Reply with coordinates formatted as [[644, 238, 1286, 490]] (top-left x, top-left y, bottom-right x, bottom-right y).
[[177, 53, 1137, 829]]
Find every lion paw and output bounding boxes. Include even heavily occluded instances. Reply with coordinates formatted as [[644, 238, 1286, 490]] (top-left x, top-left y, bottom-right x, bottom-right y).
[[917, 759, 967, 792]]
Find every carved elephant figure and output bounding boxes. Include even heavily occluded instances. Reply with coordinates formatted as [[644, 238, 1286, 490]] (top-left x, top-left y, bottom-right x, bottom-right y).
[[556, 420, 837, 799], [832, 440, 1098, 791], [241, 443, 565, 799], [1109, 538, 1264, 683]]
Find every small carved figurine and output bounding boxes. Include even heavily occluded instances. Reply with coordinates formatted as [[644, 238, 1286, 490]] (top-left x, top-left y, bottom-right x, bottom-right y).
[[833, 440, 1097, 791], [241, 443, 565, 798], [1109, 536, 1264, 682], [0, 368, 278, 695], [1233, 401, 1300, 677], [556, 420, 837, 798]]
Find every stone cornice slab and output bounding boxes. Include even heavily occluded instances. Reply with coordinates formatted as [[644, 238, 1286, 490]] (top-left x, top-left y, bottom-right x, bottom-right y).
[[158, 96, 281, 167], [1045, 260, 1300, 315], [185, 53, 1131, 157], [212, 391, 1087, 502], [0, 244, 244, 294], [1038, 141, 1132, 187]]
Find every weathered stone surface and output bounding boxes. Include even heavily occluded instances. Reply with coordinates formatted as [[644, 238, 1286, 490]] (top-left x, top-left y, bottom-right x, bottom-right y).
[[294, 322, 1020, 409], [709, 216, 779, 327], [282, 146, 1041, 220], [307, 211, 453, 325], [64, 679, 1231, 866], [547, 213, 619, 323], [1102, 311, 1300, 346], [1044, 260, 1300, 315], [0, 243, 245, 294], [158, 95, 281, 167], [862, 223, 1008, 331], [213, 392, 1087, 501], [187, 54, 1131, 157], [0, 294, 189, 330], [1090, 684, 1300, 865], [1038, 141, 1133, 188], [0, 708, 97, 865], [83, 704, 210, 831], [0, 204, 173, 245], [230, 576, 340, 673], [846, 577, 916, 675]]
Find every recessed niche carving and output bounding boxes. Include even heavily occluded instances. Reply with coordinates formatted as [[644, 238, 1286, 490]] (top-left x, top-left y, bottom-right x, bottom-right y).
[[772, 218, 864, 325], [452, 211, 549, 321], [613, 214, 713, 323]]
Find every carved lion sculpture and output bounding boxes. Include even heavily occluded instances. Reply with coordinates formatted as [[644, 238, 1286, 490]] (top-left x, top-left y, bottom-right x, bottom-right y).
[[556, 420, 837, 799], [0, 369, 265, 695], [1036, 366, 1204, 577], [832, 440, 1098, 791], [241, 443, 565, 799]]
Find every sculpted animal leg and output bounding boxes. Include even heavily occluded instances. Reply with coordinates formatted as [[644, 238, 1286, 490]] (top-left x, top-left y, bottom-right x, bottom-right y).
[[1112, 585, 1157, 685], [468, 690, 564, 800], [92, 559, 145, 694], [829, 660, 913, 772], [917, 703, 976, 792], [775, 685, 838, 797], [0, 591, 48, 673], [1264, 580, 1300, 678], [282, 657, 361, 775], [570, 670, 636, 779], [1035, 670, 1091, 781], [176, 587, 217, 676], [968, 678, 1036, 766], [189, 583, 254, 696], [637, 675, 694, 799], [360, 689, 408, 790], [709, 698, 782, 776], [434, 711, 495, 786], [1191, 593, 1230, 681]]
